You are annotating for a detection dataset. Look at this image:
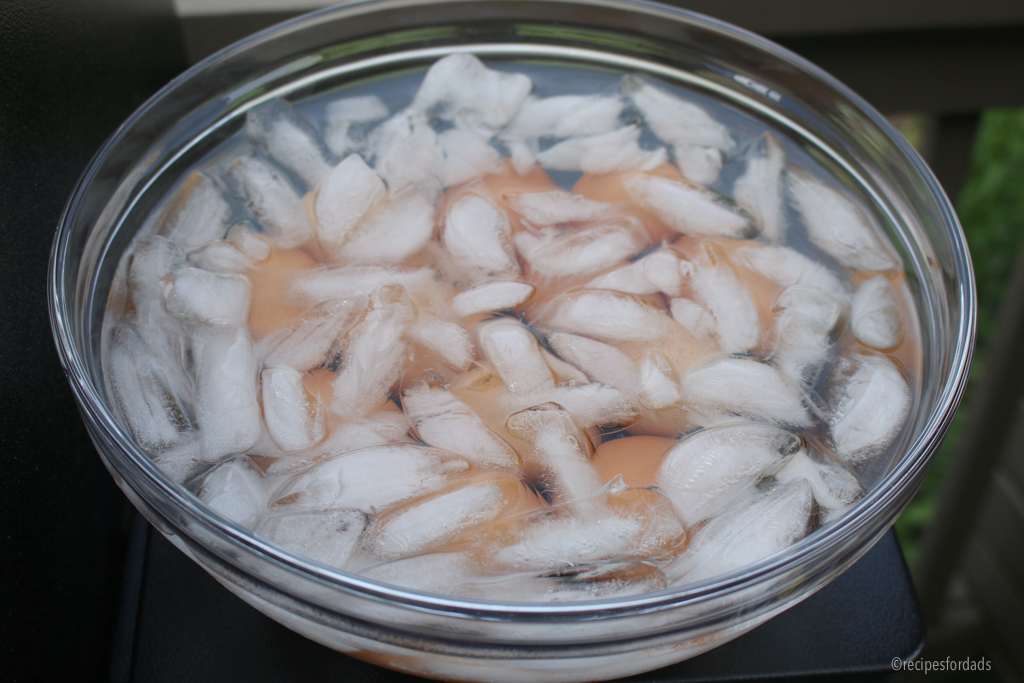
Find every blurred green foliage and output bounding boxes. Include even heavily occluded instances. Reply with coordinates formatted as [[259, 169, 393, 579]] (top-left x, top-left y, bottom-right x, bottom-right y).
[[896, 108, 1024, 566]]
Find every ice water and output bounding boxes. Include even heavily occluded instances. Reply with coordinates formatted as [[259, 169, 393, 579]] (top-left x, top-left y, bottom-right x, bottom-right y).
[[102, 52, 920, 601]]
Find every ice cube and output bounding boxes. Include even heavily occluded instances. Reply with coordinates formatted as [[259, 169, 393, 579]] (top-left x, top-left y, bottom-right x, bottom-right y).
[[540, 347, 591, 386], [505, 402, 602, 503], [106, 322, 193, 454], [291, 265, 435, 306], [127, 236, 186, 323], [411, 53, 532, 135], [535, 126, 667, 175], [187, 240, 254, 274], [260, 366, 327, 452], [246, 98, 332, 188], [850, 275, 903, 350], [546, 331, 640, 392], [788, 169, 899, 272], [262, 296, 365, 372], [225, 155, 314, 249], [673, 144, 724, 186], [500, 94, 625, 140], [624, 174, 755, 240], [191, 325, 261, 461], [769, 449, 865, 524], [361, 551, 479, 595], [669, 297, 715, 341], [478, 318, 555, 395], [461, 561, 667, 602], [403, 385, 521, 472], [330, 285, 415, 420], [451, 280, 535, 317], [734, 133, 787, 242], [363, 473, 525, 562], [369, 111, 442, 192], [268, 443, 469, 514], [623, 75, 736, 153], [828, 353, 911, 467], [156, 172, 233, 253], [479, 486, 686, 572], [437, 127, 504, 187], [683, 355, 814, 427], [314, 154, 387, 262], [771, 285, 849, 387], [515, 216, 651, 280], [162, 267, 251, 327], [504, 190, 613, 226], [656, 422, 804, 526], [441, 193, 519, 283], [541, 289, 671, 344], [666, 479, 813, 585], [507, 139, 537, 176], [409, 315, 474, 373], [587, 247, 692, 298], [733, 243, 848, 296], [259, 508, 368, 569], [323, 95, 389, 157], [545, 383, 639, 428], [688, 248, 761, 354], [196, 456, 269, 529], [226, 222, 271, 261], [333, 179, 438, 265], [637, 350, 681, 410]]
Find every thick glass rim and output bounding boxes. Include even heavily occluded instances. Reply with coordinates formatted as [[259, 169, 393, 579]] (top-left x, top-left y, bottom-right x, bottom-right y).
[[49, 0, 975, 623]]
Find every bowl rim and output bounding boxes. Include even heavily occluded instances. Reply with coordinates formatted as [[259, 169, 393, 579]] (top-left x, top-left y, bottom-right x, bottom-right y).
[[49, 0, 976, 620]]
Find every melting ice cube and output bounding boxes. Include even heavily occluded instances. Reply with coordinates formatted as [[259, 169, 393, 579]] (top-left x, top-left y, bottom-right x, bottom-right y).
[[262, 296, 365, 372], [260, 366, 327, 452], [587, 246, 692, 298], [515, 216, 651, 280], [196, 456, 270, 529], [162, 267, 251, 327], [247, 98, 332, 189], [542, 289, 671, 344], [828, 353, 911, 468], [734, 133, 787, 242], [683, 355, 814, 427], [314, 154, 387, 262], [226, 155, 314, 249], [451, 280, 535, 317], [332, 180, 438, 265], [535, 125, 667, 175], [850, 275, 904, 350], [733, 243, 849, 296], [260, 508, 368, 569], [441, 193, 519, 283], [500, 94, 625, 140], [771, 285, 849, 387], [478, 318, 555, 396], [623, 75, 736, 154], [504, 190, 613, 226], [156, 172, 233, 253], [769, 449, 865, 525], [625, 174, 755, 240]]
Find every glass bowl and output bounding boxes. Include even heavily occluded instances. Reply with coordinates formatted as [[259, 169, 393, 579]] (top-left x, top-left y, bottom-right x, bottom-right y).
[[49, 1, 974, 681]]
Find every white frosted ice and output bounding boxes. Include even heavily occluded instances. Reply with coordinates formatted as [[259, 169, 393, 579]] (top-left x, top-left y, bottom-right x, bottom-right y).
[[259, 508, 368, 569], [771, 450, 864, 524], [536, 125, 667, 175], [637, 350, 681, 410], [688, 250, 761, 354], [162, 267, 251, 327], [269, 443, 469, 514], [262, 296, 365, 372], [625, 174, 754, 240], [451, 280, 535, 317], [669, 297, 715, 341], [157, 172, 233, 253], [478, 318, 555, 395], [771, 285, 849, 387], [788, 170, 899, 272], [191, 325, 261, 461], [500, 94, 625, 140], [403, 385, 520, 471], [546, 331, 640, 392], [247, 98, 332, 188], [829, 354, 911, 467], [333, 180, 438, 264], [733, 244, 848, 296], [667, 479, 813, 584], [734, 133, 787, 242], [683, 355, 813, 427], [330, 286, 415, 419], [227, 223, 271, 261], [441, 193, 519, 283], [673, 144, 724, 186], [411, 53, 532, 135], [226, 155, 314, 249], [545, 383, 639, 428], [505, 402, 602, 503], [656, 422, 804, 526], [542, 289, 671, 344], [107, 323, 192, 454], [128, 236, 186, 324], [187, 241, 253, 274], [587, 247, 691, 297], [324, 95, 389, 157], [260, 366, 327, 452], [369, 110, 442, 192], [365, 474, 522, 561], [515, 216, 651, 280], [198, 456, 270, 529], [624, 76, 736, 153], [851, 276, 903, 350], [437, 127, 504, 186], [409, 315, 474, 373], [314, 154, 387, 262], [504, 190, 613, 226]]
